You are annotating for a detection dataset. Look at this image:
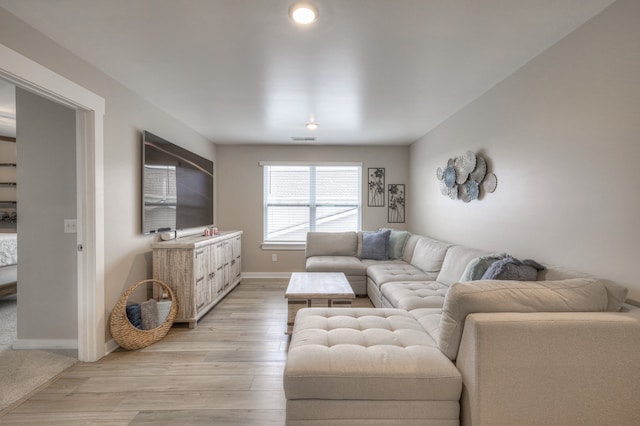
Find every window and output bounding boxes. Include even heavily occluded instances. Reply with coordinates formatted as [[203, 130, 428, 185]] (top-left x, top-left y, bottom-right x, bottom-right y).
[[262, 162, 362, 243]]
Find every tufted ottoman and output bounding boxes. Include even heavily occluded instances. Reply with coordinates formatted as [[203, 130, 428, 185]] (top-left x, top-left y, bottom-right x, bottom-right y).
[[283, 308, 461, 425]]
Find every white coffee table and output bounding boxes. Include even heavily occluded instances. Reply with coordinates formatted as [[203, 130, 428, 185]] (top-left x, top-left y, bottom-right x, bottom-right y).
[[285, 272, 355, 335]]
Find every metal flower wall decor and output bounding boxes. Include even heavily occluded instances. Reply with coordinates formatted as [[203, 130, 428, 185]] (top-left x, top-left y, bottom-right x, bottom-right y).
[[368, 168, 385, 207], [436, 151, 497, 202], [388, 184, 405, 223]]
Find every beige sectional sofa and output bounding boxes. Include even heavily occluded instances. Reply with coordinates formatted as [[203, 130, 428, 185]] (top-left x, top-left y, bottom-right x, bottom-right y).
[[285, 231, 640, 425]]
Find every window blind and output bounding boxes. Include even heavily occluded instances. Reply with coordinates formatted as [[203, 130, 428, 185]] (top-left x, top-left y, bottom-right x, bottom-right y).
[[263, 164, 362, 242]]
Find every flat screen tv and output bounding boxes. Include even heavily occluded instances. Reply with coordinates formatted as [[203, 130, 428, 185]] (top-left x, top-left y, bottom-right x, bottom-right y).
[[142, 131, 214, 235]]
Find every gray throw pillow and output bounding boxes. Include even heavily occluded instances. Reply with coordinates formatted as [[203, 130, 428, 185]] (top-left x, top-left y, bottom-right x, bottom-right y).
[[360, 229, 391, 260]]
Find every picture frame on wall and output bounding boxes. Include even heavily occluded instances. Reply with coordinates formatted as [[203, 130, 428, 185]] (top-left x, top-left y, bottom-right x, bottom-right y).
[[388, 184, 405, 223], [368, 168, 385, 207]]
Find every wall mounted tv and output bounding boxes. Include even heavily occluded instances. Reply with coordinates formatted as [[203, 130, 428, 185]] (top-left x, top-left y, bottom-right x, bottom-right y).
[[142, 131, 214, 235]]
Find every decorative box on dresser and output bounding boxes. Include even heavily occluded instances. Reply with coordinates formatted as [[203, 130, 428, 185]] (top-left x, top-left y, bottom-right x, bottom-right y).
[[151, 230, 242, 328]]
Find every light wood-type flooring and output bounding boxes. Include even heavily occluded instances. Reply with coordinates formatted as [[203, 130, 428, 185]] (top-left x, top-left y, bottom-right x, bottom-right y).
[[0, 279, 373, 425]]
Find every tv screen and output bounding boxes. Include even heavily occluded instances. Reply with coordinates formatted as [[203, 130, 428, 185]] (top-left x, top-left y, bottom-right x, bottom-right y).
[[142, 131, 214, 234]]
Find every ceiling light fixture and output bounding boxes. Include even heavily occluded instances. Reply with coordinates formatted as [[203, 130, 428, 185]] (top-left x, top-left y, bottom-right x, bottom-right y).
[[289, 3, 319, 25], [306, 121, 319, 130]]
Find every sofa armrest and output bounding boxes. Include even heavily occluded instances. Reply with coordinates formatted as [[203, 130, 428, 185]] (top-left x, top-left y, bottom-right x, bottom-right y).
[[457, 312, 640, 426]]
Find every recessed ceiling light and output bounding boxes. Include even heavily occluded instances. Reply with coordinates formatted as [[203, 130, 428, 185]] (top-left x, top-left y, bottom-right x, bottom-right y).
[[306, 121, 319, 130], [289, 3, 318, 25]]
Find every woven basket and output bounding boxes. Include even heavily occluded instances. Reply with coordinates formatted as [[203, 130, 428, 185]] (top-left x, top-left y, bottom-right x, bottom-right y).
[[109, 279, 178, 350]]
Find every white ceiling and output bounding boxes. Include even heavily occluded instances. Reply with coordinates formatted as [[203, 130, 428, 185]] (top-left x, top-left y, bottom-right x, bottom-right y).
[[0, 0, 615, 145]]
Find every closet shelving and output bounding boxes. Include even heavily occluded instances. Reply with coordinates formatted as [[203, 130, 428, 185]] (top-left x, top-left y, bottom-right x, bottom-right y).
[[0, 138, 16, 231]]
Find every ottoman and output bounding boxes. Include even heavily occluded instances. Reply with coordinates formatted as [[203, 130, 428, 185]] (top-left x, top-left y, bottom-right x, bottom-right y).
[[284, 308, 461, 425]]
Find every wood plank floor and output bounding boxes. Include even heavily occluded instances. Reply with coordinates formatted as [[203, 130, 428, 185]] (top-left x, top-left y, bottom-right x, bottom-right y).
[[0, 279, 372, 425]]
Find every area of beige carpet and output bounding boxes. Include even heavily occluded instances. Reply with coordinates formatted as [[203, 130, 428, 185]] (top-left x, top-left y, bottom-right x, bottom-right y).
[[0, 296, 78, 411], [0, 295, 17, 348]]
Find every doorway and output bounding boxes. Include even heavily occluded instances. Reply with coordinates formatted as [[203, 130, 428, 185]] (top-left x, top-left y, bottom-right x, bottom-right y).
[[0, 43, 105, 362], [14, 87, 78, 348]]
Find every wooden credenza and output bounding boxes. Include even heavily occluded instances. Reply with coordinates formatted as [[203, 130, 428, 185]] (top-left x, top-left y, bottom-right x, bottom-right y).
[[151, 230, 242, 328]]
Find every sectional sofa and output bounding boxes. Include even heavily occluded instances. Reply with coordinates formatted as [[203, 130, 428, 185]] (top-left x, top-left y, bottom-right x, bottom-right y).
[[284, 230, 640, 425]]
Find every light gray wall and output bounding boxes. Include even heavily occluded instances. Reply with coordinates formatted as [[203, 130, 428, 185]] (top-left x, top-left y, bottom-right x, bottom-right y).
[[16, 88, 77, 340], [408, 0, 640, 302], [217, 144, 409, 273], [0, 8, 216, 344]]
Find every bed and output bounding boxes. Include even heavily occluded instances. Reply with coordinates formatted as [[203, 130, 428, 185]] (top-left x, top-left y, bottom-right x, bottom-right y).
[[0, 232, 17, 297]]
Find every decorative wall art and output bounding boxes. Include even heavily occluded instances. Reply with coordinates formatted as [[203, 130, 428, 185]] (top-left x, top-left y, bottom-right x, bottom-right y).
[[368, 168, 385, 207], [388, 184, 405, 223], [436, 151, 497, 202]]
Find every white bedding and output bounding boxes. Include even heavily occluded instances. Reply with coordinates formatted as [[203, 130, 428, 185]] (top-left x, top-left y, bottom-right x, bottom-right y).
[[0, 233, 17, 267]]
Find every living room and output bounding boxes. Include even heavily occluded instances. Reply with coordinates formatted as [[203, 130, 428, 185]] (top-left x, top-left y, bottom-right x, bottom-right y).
[[0, 0, 639, 423]]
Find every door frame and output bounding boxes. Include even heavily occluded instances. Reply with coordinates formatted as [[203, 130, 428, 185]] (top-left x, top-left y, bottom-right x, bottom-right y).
[[0, 43, 105, 362]]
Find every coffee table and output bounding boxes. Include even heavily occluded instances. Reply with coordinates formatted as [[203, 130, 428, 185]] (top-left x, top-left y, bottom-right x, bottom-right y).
[[285, 272, 355, 335]]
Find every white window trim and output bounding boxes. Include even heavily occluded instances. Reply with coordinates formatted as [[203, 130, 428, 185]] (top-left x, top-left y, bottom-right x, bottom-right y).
[[259, 161, 363, 167], [260, 241, 306, 251]]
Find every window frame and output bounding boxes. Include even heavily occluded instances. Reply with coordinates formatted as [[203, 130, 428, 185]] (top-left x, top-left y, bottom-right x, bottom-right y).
[[260, 161, 363, 248]]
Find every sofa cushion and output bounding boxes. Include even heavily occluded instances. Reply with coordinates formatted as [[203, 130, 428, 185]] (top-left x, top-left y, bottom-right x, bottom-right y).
[[410, 308, 443, 344], [408, 236, 451, 277], [436, 245, 490, 286], [380, 228, 411, 259], [306, 231, 357, 258], [460, 252, 509, 281], [360, 258, 406, 268], [401, 234, 421, 263], [438, 278, 610, 360], [381, 281, 449, 310], [360, 229, 391, 260], [284, 307, 461, 402], [305, 256, 367, 276], [540, 265, 628, 312], [367, 263, 433, 287]]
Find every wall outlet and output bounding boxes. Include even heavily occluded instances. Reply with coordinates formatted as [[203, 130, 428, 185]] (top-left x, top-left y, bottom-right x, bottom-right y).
[[271, 254, 278, 262]]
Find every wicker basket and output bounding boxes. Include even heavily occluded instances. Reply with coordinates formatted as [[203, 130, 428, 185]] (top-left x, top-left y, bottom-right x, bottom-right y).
[[109, 279, 178, 350]]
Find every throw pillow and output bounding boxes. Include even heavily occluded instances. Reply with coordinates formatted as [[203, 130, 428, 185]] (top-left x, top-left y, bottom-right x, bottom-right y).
[[481, 256, 545, 281], [460, 252, 509, 281], [379, 228, 411, 259], [360, 229, 391, 260]]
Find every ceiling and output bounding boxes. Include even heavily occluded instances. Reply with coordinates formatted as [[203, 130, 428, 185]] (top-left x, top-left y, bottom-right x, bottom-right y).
[[0, 0, 615, 145]]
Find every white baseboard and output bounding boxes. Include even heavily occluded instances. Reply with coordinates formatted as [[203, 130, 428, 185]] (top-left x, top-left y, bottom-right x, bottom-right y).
[[105, 338, 119, 355], [12, 338, 78, 350], [241, 272, 292, 279]]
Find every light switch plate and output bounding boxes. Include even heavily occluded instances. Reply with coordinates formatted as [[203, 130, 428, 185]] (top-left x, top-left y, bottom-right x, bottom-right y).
[[64, 219, 77, 233]]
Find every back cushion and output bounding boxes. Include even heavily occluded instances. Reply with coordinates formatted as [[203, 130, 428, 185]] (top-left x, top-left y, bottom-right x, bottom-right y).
[[436, 245, 489, 286], [540, 265, 628, 312], [401, 235, 421, 263], [409, 236, 451, 275], [438, 278, 609, 360], [305, 232, 357, 258]]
